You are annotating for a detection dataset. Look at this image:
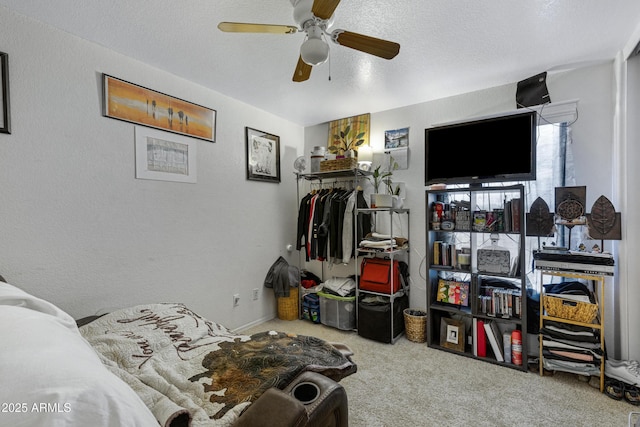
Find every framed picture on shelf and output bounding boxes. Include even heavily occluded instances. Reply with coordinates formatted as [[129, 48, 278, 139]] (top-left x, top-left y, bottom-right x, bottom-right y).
[[0, 51, 10, 134], [440, 318, 465, 352], [245, 127, 280, 183], [103, 74, 216, 142]]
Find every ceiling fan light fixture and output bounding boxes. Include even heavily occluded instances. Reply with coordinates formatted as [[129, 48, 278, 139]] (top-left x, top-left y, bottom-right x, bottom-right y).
[[300, 37, 329, 66]]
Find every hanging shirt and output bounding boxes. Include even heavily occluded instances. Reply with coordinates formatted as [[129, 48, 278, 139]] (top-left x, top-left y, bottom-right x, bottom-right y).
[[341, 191, 356, 264]]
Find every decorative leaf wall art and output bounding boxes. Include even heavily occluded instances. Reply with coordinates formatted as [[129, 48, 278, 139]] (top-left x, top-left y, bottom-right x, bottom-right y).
[[586, 195, 622, 240], [526, 197, 555, 237], [555, 186, 586, 224]]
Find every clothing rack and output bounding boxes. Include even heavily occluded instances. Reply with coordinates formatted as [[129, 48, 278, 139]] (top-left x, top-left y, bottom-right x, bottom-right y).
[[308, 179, 356, 191]]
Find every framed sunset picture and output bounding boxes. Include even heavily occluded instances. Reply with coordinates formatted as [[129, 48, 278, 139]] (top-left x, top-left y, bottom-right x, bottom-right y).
[[103, 74, 216, 142]]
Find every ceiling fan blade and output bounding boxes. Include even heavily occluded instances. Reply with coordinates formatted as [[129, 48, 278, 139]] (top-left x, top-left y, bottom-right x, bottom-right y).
[[293, 56, 312, 82], [333, 30, 400, 59], [311, 0, 342, 20], [218, 22, 298, 34]]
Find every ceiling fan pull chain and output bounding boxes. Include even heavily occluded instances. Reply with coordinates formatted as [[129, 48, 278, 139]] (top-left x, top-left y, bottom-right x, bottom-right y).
[[328, 48, 332, 81]]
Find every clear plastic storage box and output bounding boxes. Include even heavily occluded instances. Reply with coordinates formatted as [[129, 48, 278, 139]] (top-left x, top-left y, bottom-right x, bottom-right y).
[[317, 292, 356, 330]]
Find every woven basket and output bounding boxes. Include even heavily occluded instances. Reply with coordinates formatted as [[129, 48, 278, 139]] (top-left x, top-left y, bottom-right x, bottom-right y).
[[543, 295, 598, 323], [403, 308, 427, 343], [319, 157, 357, 172], [277, 287, 299, 321]]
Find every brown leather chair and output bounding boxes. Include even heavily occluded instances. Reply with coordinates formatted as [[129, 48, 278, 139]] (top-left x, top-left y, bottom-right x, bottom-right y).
[[234, 371, 348, 427]]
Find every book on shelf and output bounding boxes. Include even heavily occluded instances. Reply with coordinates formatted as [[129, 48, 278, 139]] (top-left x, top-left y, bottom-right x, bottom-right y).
[[433, 241, 441, 265], [472, 318, 478, 357], [503, 331, 512, 364], [477, 319, 487, 358], [432, 241, 458, 268], [534, 259, 614, 276], [483, 320, 504, 362], [510, 198, 521, 232]]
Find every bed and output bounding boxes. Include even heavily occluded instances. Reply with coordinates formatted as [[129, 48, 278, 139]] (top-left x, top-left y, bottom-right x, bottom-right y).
[[0, 280, 356, 426]]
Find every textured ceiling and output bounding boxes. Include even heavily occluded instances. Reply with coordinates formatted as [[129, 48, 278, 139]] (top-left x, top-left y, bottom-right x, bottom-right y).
[[2, 0, 640, 126]]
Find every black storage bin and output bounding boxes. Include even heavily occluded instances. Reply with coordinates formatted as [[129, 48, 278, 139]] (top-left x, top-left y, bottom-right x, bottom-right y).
[[357, 293, 408, 343]]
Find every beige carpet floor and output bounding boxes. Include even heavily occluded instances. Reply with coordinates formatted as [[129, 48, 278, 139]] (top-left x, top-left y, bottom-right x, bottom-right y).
[[243, 318, 636, 427]]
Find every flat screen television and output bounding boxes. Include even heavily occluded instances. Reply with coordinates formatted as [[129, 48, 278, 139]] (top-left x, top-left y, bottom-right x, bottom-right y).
[[425, 110, 537, 186]]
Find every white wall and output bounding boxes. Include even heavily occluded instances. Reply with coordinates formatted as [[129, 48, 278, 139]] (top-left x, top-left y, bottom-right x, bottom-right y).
[[304, 62, 623, 354], [0, 8, 303, 329], [615, 44, 640, 362], [624, 55, 640, 362]]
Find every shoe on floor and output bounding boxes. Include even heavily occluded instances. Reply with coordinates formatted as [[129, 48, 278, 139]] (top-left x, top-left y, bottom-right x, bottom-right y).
[[605, 379, 624, 400], [605, 359, 640, 386], [608, 359, 639, 368], [625, 386, 640, 406]]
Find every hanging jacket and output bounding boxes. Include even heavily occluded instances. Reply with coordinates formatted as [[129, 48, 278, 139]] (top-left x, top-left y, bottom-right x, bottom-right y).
[[264, 256, 297, 298]]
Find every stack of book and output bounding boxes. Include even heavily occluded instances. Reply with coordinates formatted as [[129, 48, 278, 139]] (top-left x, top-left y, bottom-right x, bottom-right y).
[[533, 249, 614, 276], [472, 318, 510, 363], [478, 286, 522, 319]]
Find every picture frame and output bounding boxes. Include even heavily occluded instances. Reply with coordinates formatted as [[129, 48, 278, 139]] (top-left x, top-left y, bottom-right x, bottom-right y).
[[245, 127, 280, 183], [440, 318, 465, 352], [327, 113, 370, 156], [134, 126, 197, 183], [384, 127, 409, 149], [103, 74, 216, 142], [0, 52, 10, 134]]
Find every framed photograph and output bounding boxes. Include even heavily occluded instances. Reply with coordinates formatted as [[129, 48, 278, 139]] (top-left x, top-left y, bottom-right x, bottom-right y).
[[135, 126, 197, 183], [103, 74, 216, 142], [327, 113, 370, 155], [0, 52, 10, 134], [384, 127, 409, 149], [440, 318, 465, 352], [245, 127, 280, 183]]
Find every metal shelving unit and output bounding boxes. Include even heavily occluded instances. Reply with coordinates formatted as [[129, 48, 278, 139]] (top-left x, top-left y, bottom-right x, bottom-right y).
[[356, 207, 410, 344]]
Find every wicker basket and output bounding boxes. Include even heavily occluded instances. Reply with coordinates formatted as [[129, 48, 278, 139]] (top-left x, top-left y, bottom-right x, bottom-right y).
[[403, 308, 427, 343], [543, 295, 598, 323], [277, 287, 299, 321], [319, 157, 357, 172]]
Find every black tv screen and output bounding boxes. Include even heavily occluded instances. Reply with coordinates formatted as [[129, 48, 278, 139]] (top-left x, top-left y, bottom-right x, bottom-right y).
[[425, 110, 537, 186]]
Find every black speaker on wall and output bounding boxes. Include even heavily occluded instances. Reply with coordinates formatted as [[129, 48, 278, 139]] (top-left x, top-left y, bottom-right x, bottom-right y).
[[516, 72, 550, 108]]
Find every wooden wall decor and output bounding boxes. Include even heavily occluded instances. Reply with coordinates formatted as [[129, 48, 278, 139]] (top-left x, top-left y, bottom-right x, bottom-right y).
[[586, 195, 622, 240], [526, 197, 555, 237]]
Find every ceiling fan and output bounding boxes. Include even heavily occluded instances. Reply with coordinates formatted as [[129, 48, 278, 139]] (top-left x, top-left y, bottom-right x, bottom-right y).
[[218, 0, 400, 82]]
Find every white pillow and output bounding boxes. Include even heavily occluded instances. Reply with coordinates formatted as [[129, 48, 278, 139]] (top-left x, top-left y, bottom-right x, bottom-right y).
[[0, 282, 78, 331], [0, 282, 158, 427]]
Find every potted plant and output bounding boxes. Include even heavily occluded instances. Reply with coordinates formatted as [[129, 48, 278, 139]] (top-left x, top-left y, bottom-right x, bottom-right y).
[[367, 160, 398, 208], [385, 177, 404, 208]]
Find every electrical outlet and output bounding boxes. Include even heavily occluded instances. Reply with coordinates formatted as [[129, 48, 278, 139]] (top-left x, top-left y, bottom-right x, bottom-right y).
[[233, 293, 240, 307], [252, 288, 259, 300]]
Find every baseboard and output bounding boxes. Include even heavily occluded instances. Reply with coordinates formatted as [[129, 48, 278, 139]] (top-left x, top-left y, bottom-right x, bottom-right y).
[[233, 314, 278, 333]]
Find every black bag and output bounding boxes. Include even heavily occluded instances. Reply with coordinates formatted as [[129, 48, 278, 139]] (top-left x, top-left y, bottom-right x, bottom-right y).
[[357, 294, 408, 343]]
